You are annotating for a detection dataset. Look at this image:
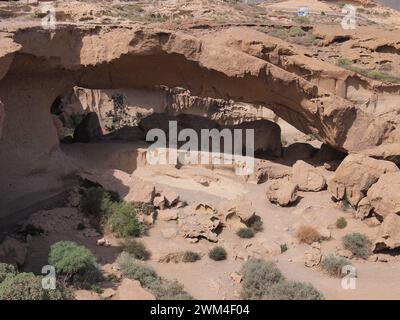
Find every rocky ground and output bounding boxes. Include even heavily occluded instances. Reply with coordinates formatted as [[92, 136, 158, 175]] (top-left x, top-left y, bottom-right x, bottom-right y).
[[0, 0, 399, 300]]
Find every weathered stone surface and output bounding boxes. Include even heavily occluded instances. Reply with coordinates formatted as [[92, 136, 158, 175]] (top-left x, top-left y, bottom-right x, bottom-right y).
[[158, 208, 179, 222], [304, 242, 322, 267], [1, 26, 399, 217], [292, 160, 326, 192], [327, 154, 399, 207], [374, 213, 400, 252], [219, 199, 256, 230], [177, 203, 221, 242], [367, 172, 400, 220], [112, 279, 155, 300], [153, 195, 166, 209], [355, 197, 373, 220], [265, 177, 299, 206], [129, 179, 156, 204], [252, 159, 292, 184]]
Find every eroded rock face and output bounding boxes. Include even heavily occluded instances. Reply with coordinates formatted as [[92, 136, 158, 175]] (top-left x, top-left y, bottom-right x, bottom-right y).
[[177, 203, 221, 242], [219, 199, 256, 230], [292, 160, 326, 192], [1, 25, 400, 216], [367, 172, 400, 220], [327, 154, 399, 208], [265, 177, 299, 206], [374, 213, 400, 252]]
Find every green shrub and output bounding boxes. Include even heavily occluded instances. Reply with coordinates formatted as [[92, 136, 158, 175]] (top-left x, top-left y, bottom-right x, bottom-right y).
[[0, 263, 17, 283], [267, 281, 324, 300], [90, 284, 103, 294], [321, 254, 351, 277], [123, 239, 150, 260], [0, 272, 71, 300], [280, 243, 288, 253], [116, 252, 192, 300], [48, 241, 101, 286], [182, 251, 201, 263], [0, 273, 45, 300], [249, 217, 263, 232], [208, 246, 227, 261], [236, 227, 254, 239], [241, 259, 284, 300], [107, 202, 143, 238], [336, 217, 347, 229], [342, 233, 372, 259], [79, 187, 113, 216], [117, 252, 158, 287], [149, 279, 193, 300], [288, 26, 306, 37]]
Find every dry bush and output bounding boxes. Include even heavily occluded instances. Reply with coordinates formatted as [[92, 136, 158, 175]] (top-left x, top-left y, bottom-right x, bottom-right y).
[[296, 226, 321, 245]]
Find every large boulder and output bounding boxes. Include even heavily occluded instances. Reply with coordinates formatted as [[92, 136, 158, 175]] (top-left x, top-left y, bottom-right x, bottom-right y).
[[73, 112, 103, 142], [252, 159, 291, 184], [367, 172, 400, 220], [177, 203, 221, 242], [327, 154, 398, 207], [374, 213, 400, 252], [265, 177, 299, 206], [219, 199, 256, 230], [292, 160, 326, 192]]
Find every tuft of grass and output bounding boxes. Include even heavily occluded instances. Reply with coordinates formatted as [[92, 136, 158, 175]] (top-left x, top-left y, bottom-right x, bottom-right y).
[[342, 233, 372, 259], [337, 59, 400, 84], [336, 217, 347, 229], [208, 247, 227, 261], [296, 226, 321, 245], [321, 254, 351, 277], [280, 243, 288, 253], [237, 227, 255, 239], [267, 281, 324, 300], [122, 239, 150, 260], [182, 251, 201, 263], [288, 26, 306, 37]]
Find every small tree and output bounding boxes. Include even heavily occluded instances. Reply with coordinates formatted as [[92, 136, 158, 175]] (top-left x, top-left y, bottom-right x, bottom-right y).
[[48, 241, 101, 286], [106, 93, 135, 131]]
